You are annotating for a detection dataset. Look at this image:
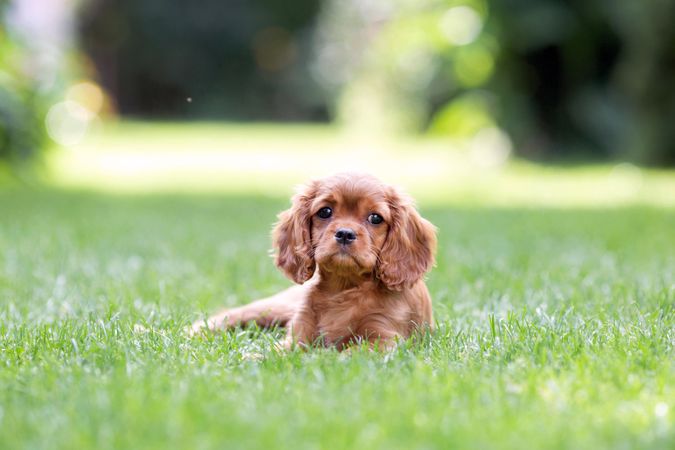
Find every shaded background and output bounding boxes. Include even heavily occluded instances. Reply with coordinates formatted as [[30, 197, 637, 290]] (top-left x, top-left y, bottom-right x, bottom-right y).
[[1, 0, 674, 168]]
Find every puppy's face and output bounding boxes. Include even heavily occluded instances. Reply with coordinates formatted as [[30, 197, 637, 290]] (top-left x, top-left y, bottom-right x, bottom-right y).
[[273, 173, 436, 291], [309, 178, 391, 277]]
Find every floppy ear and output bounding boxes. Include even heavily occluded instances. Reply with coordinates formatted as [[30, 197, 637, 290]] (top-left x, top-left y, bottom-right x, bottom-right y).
[[272, 181, 319, 284], [376, 188, 437, 291]]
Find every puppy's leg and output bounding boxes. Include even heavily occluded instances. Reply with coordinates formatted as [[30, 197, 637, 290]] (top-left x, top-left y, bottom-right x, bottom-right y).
[[352, 319, 403, 352], [283, 304, 319, 350], [190, 285, 305, 335]]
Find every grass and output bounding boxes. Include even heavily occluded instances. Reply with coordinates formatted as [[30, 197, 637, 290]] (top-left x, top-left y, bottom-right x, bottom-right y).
[[45, 121, 675, 207], [1, 189, 673, 450], [1, 122, 673, 449]]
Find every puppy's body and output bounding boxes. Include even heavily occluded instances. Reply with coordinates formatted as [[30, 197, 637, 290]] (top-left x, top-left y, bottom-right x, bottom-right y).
[[286, 274, 432, 349], [192, 173, 436, 349]]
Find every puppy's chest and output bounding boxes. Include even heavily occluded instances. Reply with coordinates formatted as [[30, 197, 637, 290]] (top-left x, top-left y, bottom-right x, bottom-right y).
[[312, 290, 402, 342]]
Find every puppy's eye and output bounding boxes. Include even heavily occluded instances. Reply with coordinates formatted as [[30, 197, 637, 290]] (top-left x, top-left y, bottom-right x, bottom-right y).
[[317, 207, 333, 219], [368, 213, 384, 225]]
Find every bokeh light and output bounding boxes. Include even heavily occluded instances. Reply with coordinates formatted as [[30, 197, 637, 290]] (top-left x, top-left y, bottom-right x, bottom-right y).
[[469, 127, 512, 168], [45, 80, 107, 147], [45, 100, 93, 147], [429, 92, 495, 137], [66, 81, 105, 116], [440, 6, 484, 46], [454, 45, 495, 86]]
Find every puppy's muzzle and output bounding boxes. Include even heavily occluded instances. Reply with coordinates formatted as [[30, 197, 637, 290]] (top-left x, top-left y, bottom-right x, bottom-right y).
[[334, 228, 357, 246]]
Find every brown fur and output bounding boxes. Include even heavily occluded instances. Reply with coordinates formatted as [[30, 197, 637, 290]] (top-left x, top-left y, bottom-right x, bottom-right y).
[[190, 173, 437, 350]]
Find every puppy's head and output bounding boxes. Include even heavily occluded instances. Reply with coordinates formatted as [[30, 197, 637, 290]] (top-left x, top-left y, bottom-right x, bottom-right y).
[[273, 173, 436, 290]]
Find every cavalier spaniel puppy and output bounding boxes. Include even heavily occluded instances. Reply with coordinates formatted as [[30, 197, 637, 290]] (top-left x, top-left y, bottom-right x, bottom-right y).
[[191, 173, 437, 350]]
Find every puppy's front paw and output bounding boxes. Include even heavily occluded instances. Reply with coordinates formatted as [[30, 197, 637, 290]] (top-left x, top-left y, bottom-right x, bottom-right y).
[[186, 319, 212, 337]]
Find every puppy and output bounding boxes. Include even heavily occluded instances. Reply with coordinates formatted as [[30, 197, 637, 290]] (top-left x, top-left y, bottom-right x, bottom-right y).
[[191, 173, 437, 350]]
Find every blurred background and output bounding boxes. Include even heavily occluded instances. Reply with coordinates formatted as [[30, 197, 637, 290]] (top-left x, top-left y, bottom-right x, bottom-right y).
[[1, 0, 674, 204]]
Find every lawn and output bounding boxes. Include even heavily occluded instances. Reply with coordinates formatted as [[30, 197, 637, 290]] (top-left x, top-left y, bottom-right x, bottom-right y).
[[1, 123, 673, 449]]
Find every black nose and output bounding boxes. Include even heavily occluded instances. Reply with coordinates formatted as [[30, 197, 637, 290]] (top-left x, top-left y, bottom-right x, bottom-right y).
[[335, 228, 357, 245]]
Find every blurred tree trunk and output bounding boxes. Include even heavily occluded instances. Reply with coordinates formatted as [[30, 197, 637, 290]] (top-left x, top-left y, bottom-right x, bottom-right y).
[[611, 0, 675, 165], [493, 0, 675, 166]]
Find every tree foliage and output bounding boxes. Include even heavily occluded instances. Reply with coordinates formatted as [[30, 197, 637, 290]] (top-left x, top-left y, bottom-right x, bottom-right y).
[[2, 0, 673, 165], [0, 11, 48, 164]]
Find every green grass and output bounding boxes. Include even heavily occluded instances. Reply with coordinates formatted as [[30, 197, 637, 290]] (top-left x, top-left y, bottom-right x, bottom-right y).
[[45, 121, 675, 207], [1, 187, 673, 450]]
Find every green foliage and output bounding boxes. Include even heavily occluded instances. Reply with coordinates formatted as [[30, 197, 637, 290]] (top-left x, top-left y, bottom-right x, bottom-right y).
[[315, 0, 675, 164], [70, 0, 675, 164], [0, 26, 48, 165], [0, 189, 673, 449], [78, 0, 324, 119], [314, 0, 495, 134], [491, 0, 675, 165], [5, 0, 675, 165]]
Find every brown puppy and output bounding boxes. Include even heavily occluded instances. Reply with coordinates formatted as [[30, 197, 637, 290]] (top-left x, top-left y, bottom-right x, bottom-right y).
[[191, 173, 437, 350]]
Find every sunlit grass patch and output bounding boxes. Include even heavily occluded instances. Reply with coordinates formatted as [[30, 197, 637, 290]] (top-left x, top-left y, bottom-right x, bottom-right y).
[[45, 121, 675, 207]]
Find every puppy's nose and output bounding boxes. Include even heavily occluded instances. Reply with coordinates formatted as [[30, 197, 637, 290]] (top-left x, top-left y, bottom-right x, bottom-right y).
[[335, 228, 357, 245]]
